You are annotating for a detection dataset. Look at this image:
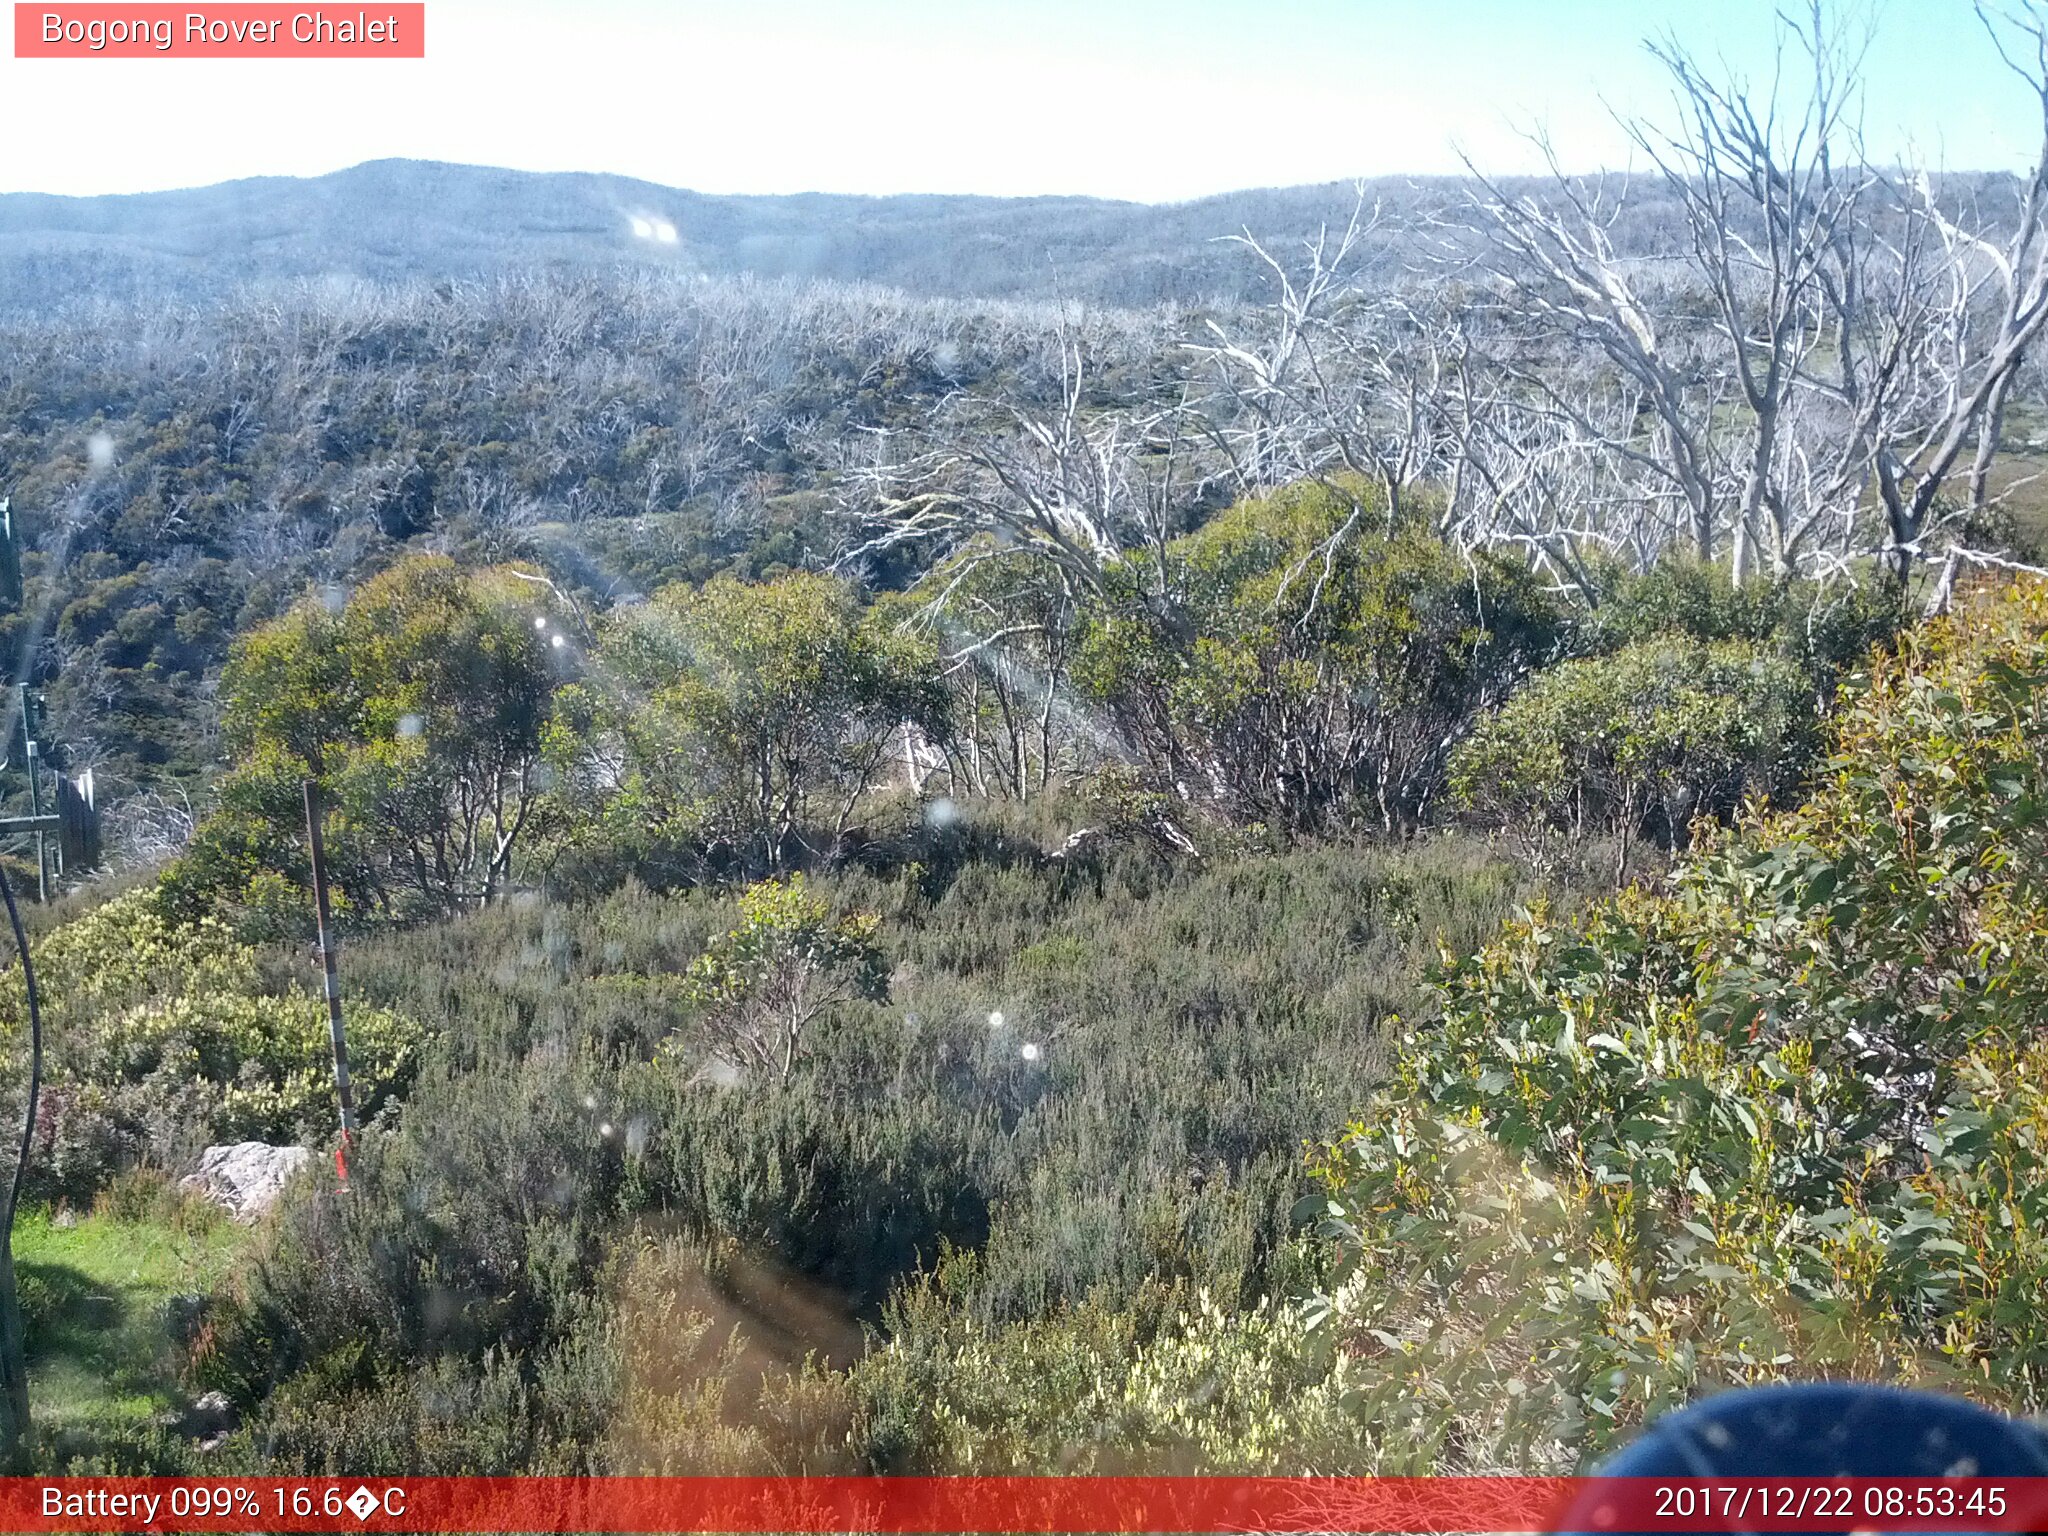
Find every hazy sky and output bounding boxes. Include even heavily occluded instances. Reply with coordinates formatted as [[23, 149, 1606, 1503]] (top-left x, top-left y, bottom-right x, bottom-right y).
[[0, 0, 2031, 200]]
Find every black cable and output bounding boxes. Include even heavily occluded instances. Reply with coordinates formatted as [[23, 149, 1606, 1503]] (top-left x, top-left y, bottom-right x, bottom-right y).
[[0, 856, 38, 1461], [0, 859, 37, 1240]]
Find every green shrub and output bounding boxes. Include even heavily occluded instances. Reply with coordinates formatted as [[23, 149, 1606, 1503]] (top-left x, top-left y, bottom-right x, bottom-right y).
[[677, 876, 885, 1085], [193, 830, 1556, 1471], [1581, 559, 1907, 692], [0, 888, 430, 1206], [1074, 480, 1562, 833], [1307, 578, 2048, 1469], [1450, 637, 1813, 861], [205, 1347, 612, 1476], [846, 1276, 1365, 1473], [192, 1059, 624, 1426]]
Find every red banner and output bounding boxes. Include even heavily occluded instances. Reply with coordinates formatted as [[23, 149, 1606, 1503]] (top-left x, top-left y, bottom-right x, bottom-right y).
[[6, 1476, 2048, 1534], [13, 5, 424, 58]]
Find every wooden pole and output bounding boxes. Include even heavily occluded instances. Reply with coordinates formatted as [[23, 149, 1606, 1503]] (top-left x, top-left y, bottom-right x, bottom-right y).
[[302, 781, 356, 1180]]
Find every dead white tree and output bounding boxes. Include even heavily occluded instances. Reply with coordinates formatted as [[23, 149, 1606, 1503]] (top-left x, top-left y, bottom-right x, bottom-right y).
[[1182, 190, 1451, 524], [1867, 2, 2048, 589], [838, 320, 1180, 620], [1437, 348, 1656, 599], [1463, 1, 2048, 589], [1459, 143, 1730, 571]]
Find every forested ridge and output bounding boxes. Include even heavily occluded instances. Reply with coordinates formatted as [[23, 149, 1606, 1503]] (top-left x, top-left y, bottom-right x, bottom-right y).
[[0, 158, 1797, 313], [9, 0, 2048, 1480]]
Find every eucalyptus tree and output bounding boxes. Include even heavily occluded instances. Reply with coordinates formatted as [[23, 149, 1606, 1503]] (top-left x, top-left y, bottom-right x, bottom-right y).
[[173, 556, 562, 927], [561, 571, 947, 874]]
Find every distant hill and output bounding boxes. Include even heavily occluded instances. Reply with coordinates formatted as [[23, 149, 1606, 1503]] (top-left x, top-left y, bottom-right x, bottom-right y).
[[0, 159, 1484, 312], [3, 156, 2024, 315]]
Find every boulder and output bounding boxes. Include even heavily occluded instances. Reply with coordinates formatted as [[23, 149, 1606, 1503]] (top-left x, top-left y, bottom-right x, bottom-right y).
[[180, 1141, 311, 1222]]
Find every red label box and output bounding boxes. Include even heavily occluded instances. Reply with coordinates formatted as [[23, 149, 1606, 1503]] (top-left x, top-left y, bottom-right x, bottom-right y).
[[13, 4, 424, 57], [8, 1477, 2048, 1534]]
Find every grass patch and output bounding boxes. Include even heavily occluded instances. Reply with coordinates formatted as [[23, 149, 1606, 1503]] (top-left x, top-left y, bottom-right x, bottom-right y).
[[13, 1178, 248, 1470]]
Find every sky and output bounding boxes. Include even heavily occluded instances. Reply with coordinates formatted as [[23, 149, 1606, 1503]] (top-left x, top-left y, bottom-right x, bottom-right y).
[[0, 0, 2033, 201]]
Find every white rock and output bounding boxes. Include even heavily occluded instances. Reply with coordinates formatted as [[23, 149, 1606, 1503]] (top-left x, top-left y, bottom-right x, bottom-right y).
[[180, 1142, 312, 1222]]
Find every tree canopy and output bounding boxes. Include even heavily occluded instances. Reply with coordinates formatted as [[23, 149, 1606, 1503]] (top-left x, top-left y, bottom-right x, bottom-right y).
[[1075, 480, 1561, 833], [550, 571, 946, 880], [167, 556, 560, 928]]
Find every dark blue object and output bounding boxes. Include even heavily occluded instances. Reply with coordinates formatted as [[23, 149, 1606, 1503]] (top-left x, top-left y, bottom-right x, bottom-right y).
[[1597, 1383, 2048, 1477], [1551, 1383, 2048, 1535]]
